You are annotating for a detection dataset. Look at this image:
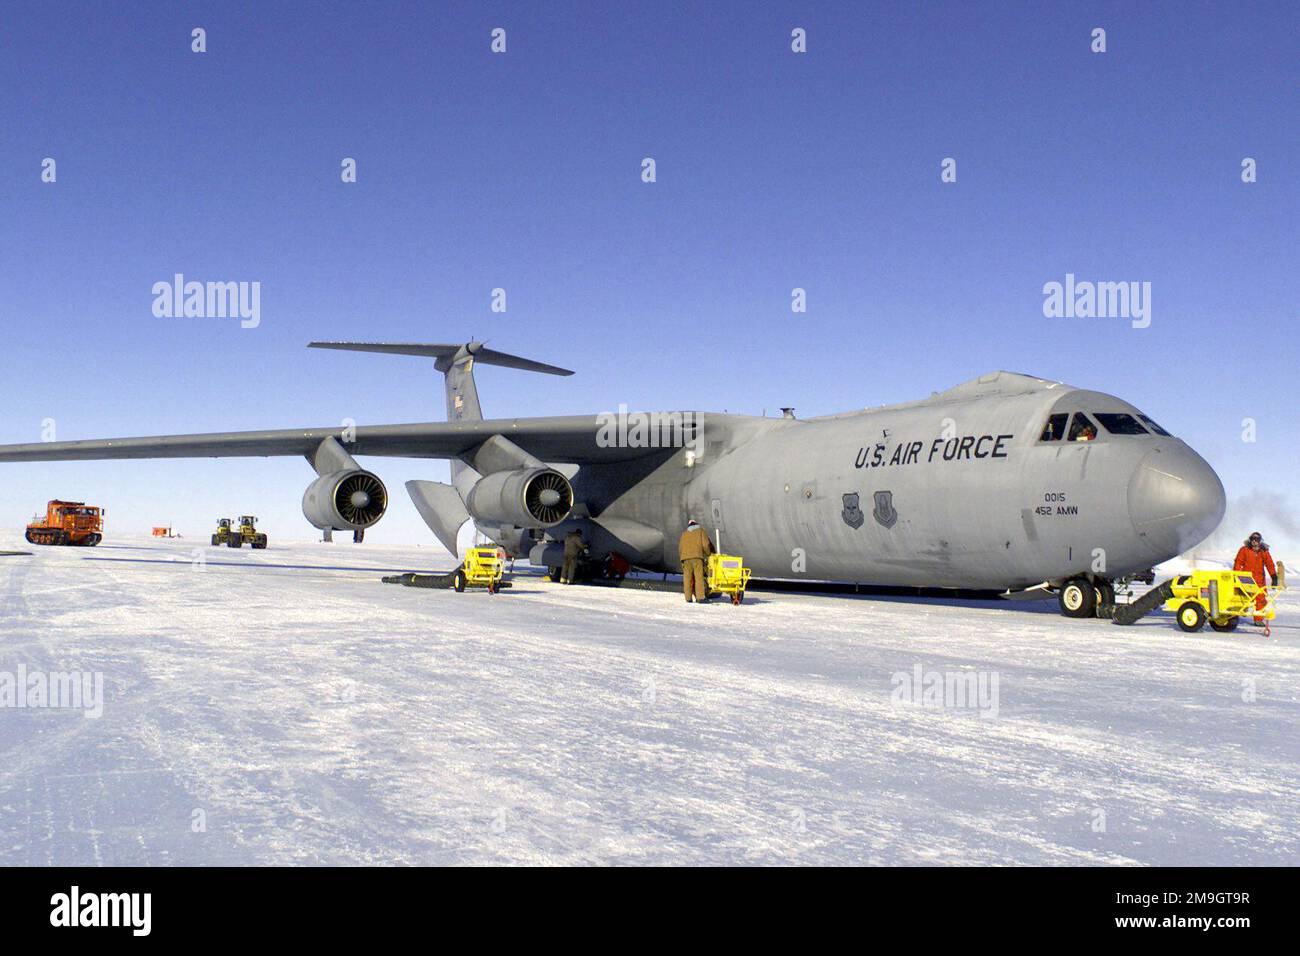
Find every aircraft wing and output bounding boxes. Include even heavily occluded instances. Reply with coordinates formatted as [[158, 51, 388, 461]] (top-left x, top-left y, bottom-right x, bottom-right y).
[[0, 415, 687, 465]]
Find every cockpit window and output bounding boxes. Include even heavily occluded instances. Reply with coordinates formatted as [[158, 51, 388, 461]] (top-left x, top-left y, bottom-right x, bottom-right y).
[[1068, 413, 1099, 442], [1039, 413, 1068, 442], [1094, 413, 1148, 435], [1139, 414, 1172, 437]]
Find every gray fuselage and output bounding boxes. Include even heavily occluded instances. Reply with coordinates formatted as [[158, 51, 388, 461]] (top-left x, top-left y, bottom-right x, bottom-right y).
[[565, 373, 1225, 591]]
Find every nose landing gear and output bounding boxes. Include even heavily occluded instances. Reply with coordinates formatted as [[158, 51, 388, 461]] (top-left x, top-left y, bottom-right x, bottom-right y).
[[1058, 576, 1115, 618], [1058, 578, 1096, 618]]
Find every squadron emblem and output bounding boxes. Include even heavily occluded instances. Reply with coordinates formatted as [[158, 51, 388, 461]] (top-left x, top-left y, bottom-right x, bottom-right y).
[[873, 490, 898, 529], [841, 493, 864, 530]]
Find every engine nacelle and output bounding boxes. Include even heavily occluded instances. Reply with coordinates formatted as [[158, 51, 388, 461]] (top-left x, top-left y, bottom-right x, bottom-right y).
[[302, 469, 388, 531], [465, 467, 573, 528]]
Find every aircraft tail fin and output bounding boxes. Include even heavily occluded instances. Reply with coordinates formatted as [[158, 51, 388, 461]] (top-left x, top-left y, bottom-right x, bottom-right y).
[[308, 340, 573, 481]]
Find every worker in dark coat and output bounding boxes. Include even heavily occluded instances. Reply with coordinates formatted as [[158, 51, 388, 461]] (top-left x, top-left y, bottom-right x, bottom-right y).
[[1234, 531, 1278, 625], [561, 528, 586, 585], [678, 518, 715, 603]]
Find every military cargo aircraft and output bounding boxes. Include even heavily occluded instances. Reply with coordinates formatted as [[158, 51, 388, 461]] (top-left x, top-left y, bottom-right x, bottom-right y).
[[0, 342, 1226, 617]]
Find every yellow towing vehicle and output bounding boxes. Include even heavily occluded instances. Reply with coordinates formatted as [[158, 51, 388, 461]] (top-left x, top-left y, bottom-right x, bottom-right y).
[[1164, 567, 1284, 634]]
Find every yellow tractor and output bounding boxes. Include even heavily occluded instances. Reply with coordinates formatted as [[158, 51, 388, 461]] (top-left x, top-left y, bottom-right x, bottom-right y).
[[225, 515, 268, 549], [211, 518, 233, 546]]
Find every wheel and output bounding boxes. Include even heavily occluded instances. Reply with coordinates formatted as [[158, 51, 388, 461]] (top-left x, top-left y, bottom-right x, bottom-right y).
[[453, 570, 467, 592], [1094, 580, 1115, 618], [25, 529, 35, 544], [1209, 616, 1239, 633], [228, 537, 241, 548], [1058, 578, 1097, 618], [211, 534, 219, 546], [1176, 601, 1206, 632], [87, 534, 100, 546]]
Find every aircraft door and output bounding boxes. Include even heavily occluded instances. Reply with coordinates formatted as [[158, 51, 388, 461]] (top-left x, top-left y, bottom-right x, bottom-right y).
[[709, 497, 725, 545]]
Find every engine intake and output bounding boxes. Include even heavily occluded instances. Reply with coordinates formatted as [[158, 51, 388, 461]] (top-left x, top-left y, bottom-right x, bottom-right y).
[[303, 469, 388, 531], [466, 467, 573, 528]]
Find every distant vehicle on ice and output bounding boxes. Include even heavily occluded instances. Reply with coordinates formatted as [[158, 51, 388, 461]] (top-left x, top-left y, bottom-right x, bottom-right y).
[[26, 499, 104, 546]]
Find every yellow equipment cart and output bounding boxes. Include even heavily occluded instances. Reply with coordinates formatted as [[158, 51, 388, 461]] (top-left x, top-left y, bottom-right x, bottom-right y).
[[707, 553, 752, 604], [1164, 568, 1283, 634], [453, 547, 506, 594]]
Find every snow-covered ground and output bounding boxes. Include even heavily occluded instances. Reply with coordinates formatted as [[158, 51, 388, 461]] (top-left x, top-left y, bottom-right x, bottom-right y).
[[1, 533, 1297, 866]]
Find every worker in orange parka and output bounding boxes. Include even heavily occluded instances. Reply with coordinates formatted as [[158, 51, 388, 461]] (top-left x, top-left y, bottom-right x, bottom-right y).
[[1233, 531, 1278, 626]]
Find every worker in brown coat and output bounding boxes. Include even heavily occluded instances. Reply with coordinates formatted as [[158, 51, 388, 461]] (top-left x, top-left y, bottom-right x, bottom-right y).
[[678, 518, 715, 603], [561, 528, 586, 584]]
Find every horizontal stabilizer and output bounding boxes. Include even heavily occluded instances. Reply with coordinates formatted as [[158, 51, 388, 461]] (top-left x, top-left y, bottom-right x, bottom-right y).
[[308, 341, 574, 376]]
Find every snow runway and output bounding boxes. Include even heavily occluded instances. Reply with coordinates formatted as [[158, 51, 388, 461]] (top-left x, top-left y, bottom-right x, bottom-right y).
[[1, 535, 1297, 865]]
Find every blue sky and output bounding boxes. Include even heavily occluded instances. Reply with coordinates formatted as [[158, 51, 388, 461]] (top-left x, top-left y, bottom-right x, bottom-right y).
[[1, 1, 1296, 547]]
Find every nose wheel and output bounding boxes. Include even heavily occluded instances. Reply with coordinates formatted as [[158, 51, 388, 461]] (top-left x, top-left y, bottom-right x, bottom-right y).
[[1093, 580, 1115, 618]]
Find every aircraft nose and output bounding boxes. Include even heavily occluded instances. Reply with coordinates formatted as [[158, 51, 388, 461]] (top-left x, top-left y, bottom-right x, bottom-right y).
[[1127, 444, 1226, 559]]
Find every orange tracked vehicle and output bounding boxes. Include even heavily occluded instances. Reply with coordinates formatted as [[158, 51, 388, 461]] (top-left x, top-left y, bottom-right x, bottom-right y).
[[25, 500, 104, 546]]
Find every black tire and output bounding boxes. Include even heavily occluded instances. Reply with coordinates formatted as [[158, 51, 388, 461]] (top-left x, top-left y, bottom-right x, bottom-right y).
[[87, 534, 100, 547], [1209, 616, 1239, 633], [25, 529, 35, 544], [453, 570, 467, 593], [1059, 578, 1097, 618], [211, 534, 219, 546], [1094, 580, 1115, 618], [1176, 601, 1206, 632], [228, 537, 241, 548]]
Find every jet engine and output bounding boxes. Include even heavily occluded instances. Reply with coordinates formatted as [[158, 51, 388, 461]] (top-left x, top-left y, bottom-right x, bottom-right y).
[[465, 467, 573, 528], [302, 469, 388, 532]]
